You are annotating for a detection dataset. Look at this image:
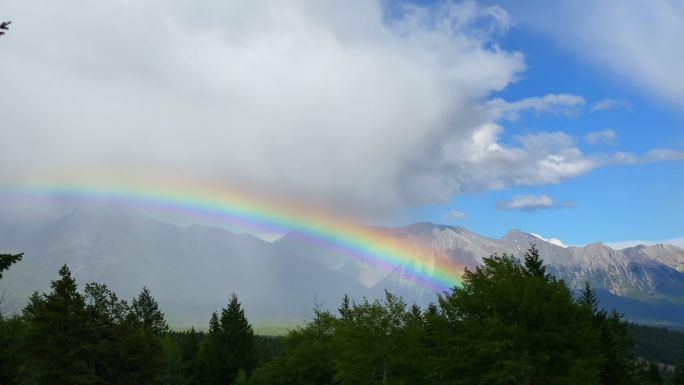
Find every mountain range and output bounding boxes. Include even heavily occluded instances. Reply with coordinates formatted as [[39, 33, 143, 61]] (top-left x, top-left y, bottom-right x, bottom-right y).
[[1, 207, 683, 328]]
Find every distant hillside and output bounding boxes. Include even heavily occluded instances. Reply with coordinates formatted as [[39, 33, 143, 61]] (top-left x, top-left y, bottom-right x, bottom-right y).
[[630, 323, 684, 365], [1, 207, 683, 327]]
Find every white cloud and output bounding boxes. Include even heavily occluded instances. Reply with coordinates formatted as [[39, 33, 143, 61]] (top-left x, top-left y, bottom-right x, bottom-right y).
[[496, 194, 574, 212], [497, 194, 554, 212], [643, 149, 684, 162], [0, 0, 680, 219], [0, 0, 525, 216], [591, 99, 630, 112], [585, 129, 617, 145], [530, 233, 568, 248], [506, 1, 684, 109], [443, 209, 467, 221], [488, 93, 585, 120]]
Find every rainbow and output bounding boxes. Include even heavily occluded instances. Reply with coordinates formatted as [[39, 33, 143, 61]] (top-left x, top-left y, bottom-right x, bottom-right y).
[[3, 179, 464, 291]]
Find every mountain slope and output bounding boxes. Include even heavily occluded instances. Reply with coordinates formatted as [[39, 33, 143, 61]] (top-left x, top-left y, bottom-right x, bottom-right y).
[[0, 208, 371, 325], [1, 209, 683, 327]]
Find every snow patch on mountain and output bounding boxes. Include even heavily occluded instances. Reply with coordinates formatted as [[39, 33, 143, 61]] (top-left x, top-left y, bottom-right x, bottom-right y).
[[530, 233, 568, 248]]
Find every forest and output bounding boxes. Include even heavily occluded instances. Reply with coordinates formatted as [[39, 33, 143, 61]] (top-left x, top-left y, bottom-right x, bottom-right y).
[[2, 247, 684, 385]]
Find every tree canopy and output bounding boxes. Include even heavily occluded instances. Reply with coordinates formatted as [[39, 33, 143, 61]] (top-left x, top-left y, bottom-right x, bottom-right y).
[[0, 247, 680, 384]]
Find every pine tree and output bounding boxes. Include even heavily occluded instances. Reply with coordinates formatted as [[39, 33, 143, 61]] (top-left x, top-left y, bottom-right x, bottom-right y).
[[523, 244, 547, 279], [673, 347, 684, 385], [159, 335, 186, 385], [85, 282, 130, 325], [192, 312, 221, 385], [132, 286, 168, 335], [578, 281, 600, 315], [578, 282, 636, 385], [173, 327, 201, 381], [112, 312, 165, 385], [0, 315, 24, 385], [209, 311, 220, 333], [193, 294, 257, 385], [83, 282, 138, 384], [641, 362, 663, 385], [218, 294, 257, 382], [22, 291, 44, 319], [24, 265, 98, 385], [0, 252, 22, 279], [338, 294, 351, 319]]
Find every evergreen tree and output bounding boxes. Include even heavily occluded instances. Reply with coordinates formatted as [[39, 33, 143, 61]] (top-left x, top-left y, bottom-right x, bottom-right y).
[[673, 347, 684, 385], [339, 294, 351, 319], [0, 252, 22, 279], [192, 312, 221, 385], [132, 286, 168, 335], [210, 311, 220, 331], [83, 282, 154, 385], [158, 334, 186, 385], [170, 328, 202, 381], [597, 310, 637, 385], [523, 244, 547, 279], [0, 252, 22, 317], [218, 294, 257, 381], [578, 282, 636, 385], [85, 282, 130, 325], [111, 312, 165, 385], [638, 362, 663, 385], [193, 294, 257, 385], [423, 302, 444, 352], [578, 281, 601, 315], [24, 265, 98, 385], [0, 315, 24, 385], [22, 291, 43, 319]]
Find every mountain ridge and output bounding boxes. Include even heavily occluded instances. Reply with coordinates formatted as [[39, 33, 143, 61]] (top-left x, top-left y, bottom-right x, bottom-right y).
[[1, 208, 683, 327]]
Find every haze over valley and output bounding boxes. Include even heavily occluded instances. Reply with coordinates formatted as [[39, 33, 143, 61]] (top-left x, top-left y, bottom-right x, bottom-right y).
[[2, 206, 682, 328]]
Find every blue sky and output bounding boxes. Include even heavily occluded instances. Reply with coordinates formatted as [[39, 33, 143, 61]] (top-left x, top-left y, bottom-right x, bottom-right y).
[[1, 0, 682, 247], [399, 1, 684, 245]]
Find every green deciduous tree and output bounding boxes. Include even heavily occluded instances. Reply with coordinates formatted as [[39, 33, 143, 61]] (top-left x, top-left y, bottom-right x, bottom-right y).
[[333, 291, 428, 385], [432, 252, 601, 385], [247, 305, 336, 385]]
